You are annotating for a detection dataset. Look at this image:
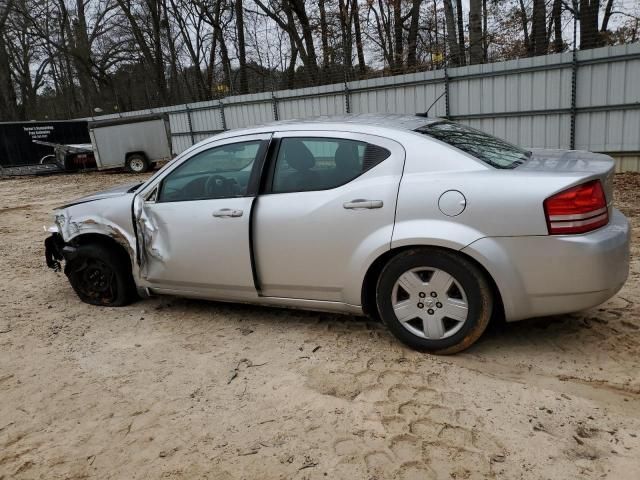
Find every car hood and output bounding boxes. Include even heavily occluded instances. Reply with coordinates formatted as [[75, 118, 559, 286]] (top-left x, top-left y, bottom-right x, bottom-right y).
[[59, 181, 143, 208]]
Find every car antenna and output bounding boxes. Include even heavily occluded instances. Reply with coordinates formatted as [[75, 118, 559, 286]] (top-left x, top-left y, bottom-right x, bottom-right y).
[[416, 90, 447, 118]]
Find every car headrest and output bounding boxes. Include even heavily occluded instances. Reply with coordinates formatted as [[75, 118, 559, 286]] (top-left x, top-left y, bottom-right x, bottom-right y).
[[284, 140, 315, 171], [335, 143, 360, 172]]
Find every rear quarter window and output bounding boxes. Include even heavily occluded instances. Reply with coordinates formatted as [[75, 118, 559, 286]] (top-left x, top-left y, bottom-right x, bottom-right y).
[[415, 121, 530, 169]]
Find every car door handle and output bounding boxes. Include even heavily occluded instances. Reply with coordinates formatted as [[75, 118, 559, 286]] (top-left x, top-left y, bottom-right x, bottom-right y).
[[343, 199, 384, 210], [212, 208, 243, 218]]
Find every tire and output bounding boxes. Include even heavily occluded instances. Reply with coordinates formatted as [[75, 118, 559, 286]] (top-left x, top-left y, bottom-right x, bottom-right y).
[[40, 154, 56, 165], [65, 243, 137, 307], [125, 154, 149, 173], [376, 248, 493, 354]]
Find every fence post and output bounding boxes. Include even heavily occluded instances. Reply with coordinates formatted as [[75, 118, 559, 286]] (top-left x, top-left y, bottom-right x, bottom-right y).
[[272, 93, 279, 121], [444, 70, 451, 119], [219, 100, 227, 131], [569, 14, 578, 150], [443, 16, 451, 120], [185, 104, 195, 146], [344, 82, 351, 114]]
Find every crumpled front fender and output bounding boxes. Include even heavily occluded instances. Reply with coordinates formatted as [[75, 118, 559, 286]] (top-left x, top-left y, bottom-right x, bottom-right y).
[[47, 193, 138, 274]]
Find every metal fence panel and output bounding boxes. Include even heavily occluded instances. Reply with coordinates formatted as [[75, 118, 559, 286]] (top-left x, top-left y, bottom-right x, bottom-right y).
[[613, 154, 640, 172], [190, 107, 222, 134], [278, 91, 346, 120], [225, 101, 274, 130], [90, 42, 640, 169]]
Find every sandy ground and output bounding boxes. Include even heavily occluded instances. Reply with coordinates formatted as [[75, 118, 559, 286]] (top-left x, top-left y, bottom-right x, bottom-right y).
[[0, 171, 639, 480]]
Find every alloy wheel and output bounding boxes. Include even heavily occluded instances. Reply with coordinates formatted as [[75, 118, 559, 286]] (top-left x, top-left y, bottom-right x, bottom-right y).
[[391, 267, 469, 340]]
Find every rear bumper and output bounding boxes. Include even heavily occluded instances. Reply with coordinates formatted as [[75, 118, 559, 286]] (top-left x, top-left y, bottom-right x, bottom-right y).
[[463, 208, 630, 321]]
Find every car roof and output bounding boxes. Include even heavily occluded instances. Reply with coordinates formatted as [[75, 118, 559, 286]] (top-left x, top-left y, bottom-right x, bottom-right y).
[[215, 114, 441, 139]]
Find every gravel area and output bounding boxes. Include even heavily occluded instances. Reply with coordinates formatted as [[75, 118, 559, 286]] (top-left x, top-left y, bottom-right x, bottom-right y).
[[0, 171, 638, 479]]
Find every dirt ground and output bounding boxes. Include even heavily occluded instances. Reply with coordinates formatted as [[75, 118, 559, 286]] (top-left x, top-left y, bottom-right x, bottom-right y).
[[0, 171, 638, 480]]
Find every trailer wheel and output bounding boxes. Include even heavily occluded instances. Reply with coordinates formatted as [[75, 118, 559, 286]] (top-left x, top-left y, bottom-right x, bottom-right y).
[[125, 154, 149, 173]]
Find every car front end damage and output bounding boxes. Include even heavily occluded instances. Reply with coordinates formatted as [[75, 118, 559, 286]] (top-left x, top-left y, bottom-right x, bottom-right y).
[[44, 229, 66, 272], [44, 187, 140, 276]]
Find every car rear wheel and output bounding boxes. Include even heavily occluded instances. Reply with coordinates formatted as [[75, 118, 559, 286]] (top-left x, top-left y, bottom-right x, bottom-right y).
[[125, 154, 149, 173], [65, 243, 136, 306], [376, 248, 493, 354]]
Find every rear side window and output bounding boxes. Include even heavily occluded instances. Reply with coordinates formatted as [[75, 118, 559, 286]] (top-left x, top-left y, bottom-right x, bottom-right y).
[[415, 121, 530, 169], [271, 137, 390, 193]]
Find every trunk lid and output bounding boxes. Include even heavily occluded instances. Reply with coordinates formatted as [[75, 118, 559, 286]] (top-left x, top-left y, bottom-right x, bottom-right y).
[[518, 149, 615, 205]]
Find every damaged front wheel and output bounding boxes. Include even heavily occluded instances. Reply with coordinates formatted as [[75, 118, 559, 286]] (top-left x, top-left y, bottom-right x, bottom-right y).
[[66, 243, 136, 306]]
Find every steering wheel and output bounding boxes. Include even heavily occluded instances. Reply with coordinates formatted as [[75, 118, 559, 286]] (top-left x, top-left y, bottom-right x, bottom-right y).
[[205, 174, 233, 197]]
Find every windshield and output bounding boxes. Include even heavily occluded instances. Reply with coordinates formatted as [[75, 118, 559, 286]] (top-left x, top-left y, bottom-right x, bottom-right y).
[[415, 121, 530, 169]]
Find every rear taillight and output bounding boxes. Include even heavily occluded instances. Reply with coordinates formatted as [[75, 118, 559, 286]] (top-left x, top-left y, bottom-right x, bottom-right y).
[[543, 180, 609, 234]]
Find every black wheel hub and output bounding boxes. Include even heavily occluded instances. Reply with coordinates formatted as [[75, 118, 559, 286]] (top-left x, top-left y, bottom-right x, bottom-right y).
[[74, 259, 117, 302], [84, 263, 111, 292]]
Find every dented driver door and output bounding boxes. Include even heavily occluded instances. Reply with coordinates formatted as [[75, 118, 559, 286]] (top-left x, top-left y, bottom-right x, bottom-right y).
[[133, 134, 271, 300]]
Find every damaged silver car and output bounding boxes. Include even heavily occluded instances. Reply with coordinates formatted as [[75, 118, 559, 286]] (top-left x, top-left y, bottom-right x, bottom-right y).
[[45, 115, 630, 353]]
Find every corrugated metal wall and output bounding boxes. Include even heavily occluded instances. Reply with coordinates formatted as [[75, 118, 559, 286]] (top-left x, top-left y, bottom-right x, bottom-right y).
[[93, 42, 640, 171]]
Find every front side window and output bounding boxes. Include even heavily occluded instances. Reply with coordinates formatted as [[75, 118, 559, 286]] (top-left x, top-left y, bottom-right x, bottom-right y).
[[415, 121, 530, 169], [158, 141, 261, 202], [271, 137, 390, 193]]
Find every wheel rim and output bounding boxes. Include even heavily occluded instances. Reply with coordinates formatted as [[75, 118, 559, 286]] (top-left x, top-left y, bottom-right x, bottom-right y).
[[75, 259, 117, 303], [129, 157, 145, 172], [391, 267, 469, 340]]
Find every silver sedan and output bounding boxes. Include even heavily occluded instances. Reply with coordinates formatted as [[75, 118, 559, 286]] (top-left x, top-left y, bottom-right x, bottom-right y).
[[44, 115, 630, 353]]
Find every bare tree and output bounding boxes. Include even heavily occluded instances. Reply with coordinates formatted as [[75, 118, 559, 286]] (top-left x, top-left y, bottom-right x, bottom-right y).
[[0, 0, 637, 121], [0, 0, 19, 120], [455, 0, 466, 65], [254, 0, 320, 83], [442, 0, 461, 66], [235, 0, 248, 93], [531, 0, 548, 54], [580, 0, 603, 49], [469, 0, 483, 64]]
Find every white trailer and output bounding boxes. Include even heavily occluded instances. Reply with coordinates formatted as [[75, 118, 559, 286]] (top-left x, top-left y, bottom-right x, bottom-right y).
[[88, 114, 172, 173]]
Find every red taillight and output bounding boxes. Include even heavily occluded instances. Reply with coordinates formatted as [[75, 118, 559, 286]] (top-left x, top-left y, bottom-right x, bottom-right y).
[[544, 180, 609, 234]]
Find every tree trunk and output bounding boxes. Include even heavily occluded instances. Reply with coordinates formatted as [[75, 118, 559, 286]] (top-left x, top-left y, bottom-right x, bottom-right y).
[[71, 0, 98, 111], [235, 0, 248, 94], [443, 0, 460, 66], [0, 33, 19, 120], [551, 0, 564, 52], [216, 26, 232, 92], [482, 0, 488, 60], [580, 0, 602, 49], [115, 0, 168, 103], [289, 0, 320, 82], [319, 0, 330, 67], [517, 0, 531, 53], [338, 0, 353, 70], [352, 0, 366, 73], [286, 44, 298, 89], [393, 0, 403, 69], [162, 0, 180, 102], [406, 0, 422, 68], [531, 0, 547, 55], [455, 0, 466, 66], [468, 0, 483, 64], [600, 0, 614, 32]]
